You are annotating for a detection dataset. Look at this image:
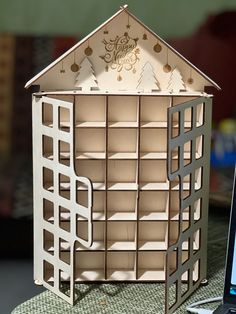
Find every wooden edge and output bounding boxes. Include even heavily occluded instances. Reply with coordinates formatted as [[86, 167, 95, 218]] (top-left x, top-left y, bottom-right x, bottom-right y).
[[135, 95, 141, 279], [127, 10, 221, 91], [33, 91, 214, 97], [25, 6, 220, 91], [105, 95, 108, 279]]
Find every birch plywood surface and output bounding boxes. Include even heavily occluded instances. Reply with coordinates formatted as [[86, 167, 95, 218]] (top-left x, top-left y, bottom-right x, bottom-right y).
[[29, 10, 215, 92], [12, 211, 228, 314], [32, 91, 212, 312]]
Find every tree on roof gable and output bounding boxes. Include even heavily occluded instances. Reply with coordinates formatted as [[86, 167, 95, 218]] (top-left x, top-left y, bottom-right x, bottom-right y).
[[25, 6, 220, 92]]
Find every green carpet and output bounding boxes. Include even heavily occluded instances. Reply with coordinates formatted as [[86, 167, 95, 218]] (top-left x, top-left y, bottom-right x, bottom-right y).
[[12, 210, 229, 314]]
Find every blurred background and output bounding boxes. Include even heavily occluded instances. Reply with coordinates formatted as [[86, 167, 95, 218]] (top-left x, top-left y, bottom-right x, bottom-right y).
[[0, 0, 236, 313]]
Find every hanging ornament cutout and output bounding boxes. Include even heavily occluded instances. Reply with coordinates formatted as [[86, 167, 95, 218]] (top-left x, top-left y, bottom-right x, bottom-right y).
[[105, 65, 109, 72], [70, 51, 79, 72], [163, 64, 172, 73], [126, 13, 131, 29], [133, 68, 136, 74], [167, 67, 186, 93], [103, 26, 109, 35], [187, 69, 194, 84], [60, 61, 65, 73], [136, 61, 160, 92], [143, 33, 148, 40], [74, 57, 99, 91], [187, 77, 194, 84], [100, 33, 139, 73], [153, 41, 162, 53], [84, 42, 93, 56], [163, 49, 172, 73], [117, 74, 122, 81]]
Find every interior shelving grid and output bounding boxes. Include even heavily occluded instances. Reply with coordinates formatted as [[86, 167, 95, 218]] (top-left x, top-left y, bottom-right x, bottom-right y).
[[41, 94, 203, 283]]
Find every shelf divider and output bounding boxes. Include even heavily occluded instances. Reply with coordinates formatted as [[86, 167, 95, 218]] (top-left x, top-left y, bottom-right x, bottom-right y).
[[104, 95, 108, 280], [135, 95, 141, 280]]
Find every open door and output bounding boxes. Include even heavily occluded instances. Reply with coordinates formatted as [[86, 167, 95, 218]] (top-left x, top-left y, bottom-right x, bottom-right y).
[[32, 96, 93, 305], [165, 97, 212, 313]]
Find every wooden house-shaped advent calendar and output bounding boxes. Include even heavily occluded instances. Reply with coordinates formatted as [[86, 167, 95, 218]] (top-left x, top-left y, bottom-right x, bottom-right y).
[[25, 5, 220, 313]]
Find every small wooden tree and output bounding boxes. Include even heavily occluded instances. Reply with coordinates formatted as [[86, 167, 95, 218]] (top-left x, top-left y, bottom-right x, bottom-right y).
[[167, 68, 186, 93], [137, 62, 160, 92], [75, 57, 99, 90]]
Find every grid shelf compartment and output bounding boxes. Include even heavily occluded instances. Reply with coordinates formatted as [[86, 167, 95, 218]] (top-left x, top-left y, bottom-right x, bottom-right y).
[[108, 160, 137, 190], [138, 222, 167, 251], [140, 129, 167, 153], [138, 252, 166, 281], [75, 252, 105, 281], [140, 96, 169, 128], [139, 160, 169, 191], [108, 96, 138, 127], [139, 191, 168, 221], [107, 191, 137, 221], [107, 252, 136, 280], [107, 221, 136, 251], [108, 129, 138, 155], [75, 95, 106, 126], [75, 160, 105, 187], [75, 128, 105, 156]]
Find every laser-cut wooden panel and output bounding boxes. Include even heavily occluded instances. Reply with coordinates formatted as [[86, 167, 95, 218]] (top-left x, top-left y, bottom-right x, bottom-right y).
[[33, 96, 93, 304], [165, 97, 212, 314]]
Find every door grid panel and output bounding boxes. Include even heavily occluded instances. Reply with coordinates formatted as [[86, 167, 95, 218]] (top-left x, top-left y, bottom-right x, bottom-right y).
[[166, 97, 212, 313], [33, 96, 93, 304]]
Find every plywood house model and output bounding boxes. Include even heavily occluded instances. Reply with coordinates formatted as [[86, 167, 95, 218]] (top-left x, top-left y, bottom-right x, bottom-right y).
[[25, 5, 220, 313]]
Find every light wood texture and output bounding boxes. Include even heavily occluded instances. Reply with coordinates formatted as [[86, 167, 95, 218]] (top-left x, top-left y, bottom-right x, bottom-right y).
[[25, 7, 220, 91], [30, 7, 214, 310]]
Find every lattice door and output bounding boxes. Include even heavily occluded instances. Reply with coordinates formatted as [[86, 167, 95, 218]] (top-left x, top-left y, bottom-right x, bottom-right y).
[[32, 96, 93, 304], [165, 97, 212, 313]]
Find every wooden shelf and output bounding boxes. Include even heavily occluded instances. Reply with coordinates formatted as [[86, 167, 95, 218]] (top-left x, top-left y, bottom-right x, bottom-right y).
[[107, 241, 136, 251], [46, 210, 196, 223], [140, 121, 194, 129], [45, 151, 196, 161], [108, 121, 138, 128], [76, 121, 106, 128], [46, 181, 199, 192], [108, 152, 138, 159], [139, 211, 167, 221], [46, 182, 105, 191], [140, 182, 169, 191], [77, 241, 105, 251], [107, 212, 136, 221], [139, 211, 198, 221], [140, 152, 193, 160], [58, 182, 138, 191], [76, 152, 106, 159], [76, 269, 105, 281], [46, 238, 198, 253], [47, 211, 105, 222], [139, 241, 167, 250], [138, 269, 165, 281], [141, 121, 167, 128], [46, 240, 105, 252], [108, 182, 138, 191], [107, 270, 136, 280], [47, 269, 105, 282]]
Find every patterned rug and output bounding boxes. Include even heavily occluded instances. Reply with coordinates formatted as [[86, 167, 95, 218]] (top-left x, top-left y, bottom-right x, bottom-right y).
[[12, 210, 229, 314]]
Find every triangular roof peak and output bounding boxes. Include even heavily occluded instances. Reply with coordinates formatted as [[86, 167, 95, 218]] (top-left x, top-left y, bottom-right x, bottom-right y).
[[25, 4, 220, 91]]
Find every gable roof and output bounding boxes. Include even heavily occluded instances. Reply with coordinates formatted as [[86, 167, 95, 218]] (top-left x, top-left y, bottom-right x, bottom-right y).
[[25, 5, 220, 90]]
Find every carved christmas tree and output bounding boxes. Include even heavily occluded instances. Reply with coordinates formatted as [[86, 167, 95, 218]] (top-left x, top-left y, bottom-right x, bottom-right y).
[[136, 62, 160, 92], [75, 57, 99, 90], [167, 68, 186, 93]]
